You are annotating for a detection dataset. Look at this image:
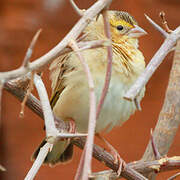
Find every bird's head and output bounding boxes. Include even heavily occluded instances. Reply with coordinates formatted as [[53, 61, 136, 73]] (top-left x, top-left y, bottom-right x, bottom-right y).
[[109, 11, 147, 43], [84, 11, 147, 45]]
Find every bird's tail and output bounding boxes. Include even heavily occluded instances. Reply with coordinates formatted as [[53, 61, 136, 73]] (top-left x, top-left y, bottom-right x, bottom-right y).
[[31, 138, 73, 166]]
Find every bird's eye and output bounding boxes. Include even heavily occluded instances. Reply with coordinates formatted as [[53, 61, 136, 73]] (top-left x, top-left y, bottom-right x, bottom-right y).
[[117, 25, 123, 31]]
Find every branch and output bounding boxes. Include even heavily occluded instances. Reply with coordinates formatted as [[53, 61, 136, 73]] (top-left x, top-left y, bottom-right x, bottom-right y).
[[4, 80, 180, 179], [124, 16, 180, 101], [0, 0, 112, 82], [142, 39, 180, 178], [96, 9, 113, 119], [5, 79, 180, 179], [33, 74, 58, 137], [90, 156, 180, 179], [24, 73, 87, 180], [69, 39, 96, 180], [20, 72, 35, 117], [24, 143, 52, 180]]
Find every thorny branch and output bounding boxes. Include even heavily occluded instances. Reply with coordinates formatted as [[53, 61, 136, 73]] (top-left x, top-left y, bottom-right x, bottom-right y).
[[24, 73, 87, 180], [0, 0, 113, 82], [3, 77, 180, 179]]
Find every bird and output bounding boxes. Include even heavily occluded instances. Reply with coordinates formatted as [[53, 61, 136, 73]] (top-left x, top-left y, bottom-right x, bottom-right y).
[[32, 10, 146, 166]]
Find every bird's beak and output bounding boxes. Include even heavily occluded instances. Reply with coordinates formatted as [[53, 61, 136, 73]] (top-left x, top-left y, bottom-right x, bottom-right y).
[[128, 25, 147, 38]]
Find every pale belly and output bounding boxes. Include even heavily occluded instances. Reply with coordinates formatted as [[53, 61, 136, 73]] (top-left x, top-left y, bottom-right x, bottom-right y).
[[53, 74, 143, 133]]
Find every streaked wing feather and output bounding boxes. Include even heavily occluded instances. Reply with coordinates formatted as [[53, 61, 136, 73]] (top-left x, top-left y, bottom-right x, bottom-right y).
[[49, 54, 70, 108]]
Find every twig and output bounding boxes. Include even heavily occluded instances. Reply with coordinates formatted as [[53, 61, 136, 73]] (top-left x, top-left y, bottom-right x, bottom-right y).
[[26, 74, 87, 179], [4, 80, 180, 179], [96, 9, 113, 119], [159, 11, 172, 33], [74, 146, 86, 180], [167, 172, 180, 180], [33, 74, 58, 137], [144, 14, 168, 38], [124, 21, 180, 101], [21, 29, 42, 68], [24, 142, 52, 180], [20, 72, 35, 117], [19, 30, 41, 117], [69, 39, 96, 180], [128, 156, 180, 175], [69, 0, 85, 16], [150, 129, 161, 160], [0, 0, 112, 82]]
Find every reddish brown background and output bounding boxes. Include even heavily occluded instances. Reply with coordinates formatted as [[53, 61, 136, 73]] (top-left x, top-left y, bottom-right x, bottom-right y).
[[0, 0, 180, 179]]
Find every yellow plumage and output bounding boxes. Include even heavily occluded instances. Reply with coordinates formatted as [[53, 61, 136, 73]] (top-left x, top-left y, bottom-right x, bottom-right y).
[[32, 10, 146, 165]]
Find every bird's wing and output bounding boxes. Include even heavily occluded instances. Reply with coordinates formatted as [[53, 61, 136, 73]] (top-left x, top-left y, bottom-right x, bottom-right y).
[[49, 53, 72, 108]]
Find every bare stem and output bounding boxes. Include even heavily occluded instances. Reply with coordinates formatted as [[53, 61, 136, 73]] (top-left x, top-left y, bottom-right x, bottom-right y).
[[20, 72, 35, 117], [24, 143, 52, 180], [96, 9, 113, 119], [33, 74, 58, 137], [0, 0, 112, 82], [22, 29, 42, 68], [69, 39, 96, 180]]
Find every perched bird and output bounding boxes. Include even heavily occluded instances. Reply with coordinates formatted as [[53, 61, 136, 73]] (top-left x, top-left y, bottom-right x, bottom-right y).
[[32, 11, 146, 166]]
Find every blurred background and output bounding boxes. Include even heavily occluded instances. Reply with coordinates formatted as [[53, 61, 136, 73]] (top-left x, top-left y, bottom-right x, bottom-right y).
[[0, 0, 180, 179]]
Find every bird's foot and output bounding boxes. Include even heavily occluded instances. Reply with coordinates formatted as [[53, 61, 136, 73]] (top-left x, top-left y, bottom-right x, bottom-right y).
[[68, 118, 76, 133], [110, 147, 126, 176], [96, 133, 125, 176]]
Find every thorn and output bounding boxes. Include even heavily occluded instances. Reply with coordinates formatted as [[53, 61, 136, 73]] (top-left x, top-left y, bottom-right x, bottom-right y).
[[19, 72, 35, 118], [69, 0, 85, 16], [144, 14, 168, 38], [22, 29, 42, 68]]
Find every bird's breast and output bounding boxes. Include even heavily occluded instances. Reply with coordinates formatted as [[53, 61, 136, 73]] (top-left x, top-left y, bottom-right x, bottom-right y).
[[53, 47, 145, 133]]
